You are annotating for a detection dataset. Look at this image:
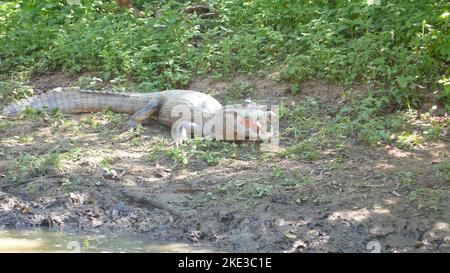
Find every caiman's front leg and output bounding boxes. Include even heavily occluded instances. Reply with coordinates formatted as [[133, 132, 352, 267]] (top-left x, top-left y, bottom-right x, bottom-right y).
[[171, 121, 203, 146], [122, 99, 159, 131]]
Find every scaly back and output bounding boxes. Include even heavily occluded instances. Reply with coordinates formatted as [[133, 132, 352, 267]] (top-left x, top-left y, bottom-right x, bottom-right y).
[[1, 88, 155, 116]]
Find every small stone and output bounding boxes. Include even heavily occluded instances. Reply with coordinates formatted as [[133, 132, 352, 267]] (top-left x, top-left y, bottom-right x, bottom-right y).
[[69, 192, 77, 199], [111, 209, 119, 219], [284, 232, 297, 240], [369, 226, 394, 237], [415, 241, 425, 248]]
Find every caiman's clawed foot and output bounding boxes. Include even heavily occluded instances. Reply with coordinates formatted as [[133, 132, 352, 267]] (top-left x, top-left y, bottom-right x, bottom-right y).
[[170, 121, 201, 146], [171, 124, 189, 147], [114, 119, 143, 143], [120, 98, 159, 133], [121, 119, 141, 132]]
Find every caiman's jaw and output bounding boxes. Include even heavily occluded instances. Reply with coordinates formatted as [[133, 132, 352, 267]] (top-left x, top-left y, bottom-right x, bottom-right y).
[[222, 103, 276, 141]]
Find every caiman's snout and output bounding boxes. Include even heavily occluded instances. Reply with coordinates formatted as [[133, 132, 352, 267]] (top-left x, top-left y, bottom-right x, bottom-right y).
[[253, 110, 277, 141], [227, 107, 277, 141]]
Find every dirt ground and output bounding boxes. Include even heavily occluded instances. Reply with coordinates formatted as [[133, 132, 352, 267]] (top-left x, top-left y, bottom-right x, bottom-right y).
[[0, 74, 449, 252]]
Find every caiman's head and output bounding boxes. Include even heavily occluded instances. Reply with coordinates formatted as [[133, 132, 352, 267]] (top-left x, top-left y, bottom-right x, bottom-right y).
[[219, 100, 277, 141]]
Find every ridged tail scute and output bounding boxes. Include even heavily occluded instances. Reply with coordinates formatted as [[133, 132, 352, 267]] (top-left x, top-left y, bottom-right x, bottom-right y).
[[1, 88, 148, 116]]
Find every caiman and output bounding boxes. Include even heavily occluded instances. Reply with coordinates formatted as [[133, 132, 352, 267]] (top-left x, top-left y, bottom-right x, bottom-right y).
[[1, 88, 275, 145]]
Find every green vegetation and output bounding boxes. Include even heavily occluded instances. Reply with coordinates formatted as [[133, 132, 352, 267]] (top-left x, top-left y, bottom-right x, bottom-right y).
[[409, 187, 447, 212], [434, 157, 450, 182], [60, 177, 90, 193], [0, 1, 448, 105], [6, 152, 62, 182], [99, 155, 117, 168], [147, 137, 260, 168], [221, 81, 256, 103]]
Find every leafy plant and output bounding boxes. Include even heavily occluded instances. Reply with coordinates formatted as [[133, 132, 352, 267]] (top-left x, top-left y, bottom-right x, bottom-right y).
[[1, 0, 447, 108], [8, 152, 62, 182], [434, 158, 450, 182]]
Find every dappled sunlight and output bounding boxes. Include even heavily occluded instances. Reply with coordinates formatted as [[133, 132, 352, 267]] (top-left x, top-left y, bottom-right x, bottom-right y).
[[421, 141, 450, 161], [383, 198, 398, 206], [328, 204, 391, 223], [372, 204, 390, 215], [432, 222, 449, 232], [386, 147, 413, 158], [374, 163, 395, 171], [327, 208, 371, 222]]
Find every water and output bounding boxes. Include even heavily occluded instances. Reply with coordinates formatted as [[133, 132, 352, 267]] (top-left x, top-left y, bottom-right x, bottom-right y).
[[0, 230, 217, 253]]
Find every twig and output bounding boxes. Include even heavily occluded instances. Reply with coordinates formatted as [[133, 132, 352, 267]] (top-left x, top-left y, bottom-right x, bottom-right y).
[[0, 174, 65, 188], [363, 174, 383, 181], [120, 190, 183, 219], [364, 183, 385, 188], [391, 190, 402, 197]]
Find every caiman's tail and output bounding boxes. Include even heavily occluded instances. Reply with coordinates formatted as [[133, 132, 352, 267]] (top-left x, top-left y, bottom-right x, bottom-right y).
[[2, 88, 148, 116]]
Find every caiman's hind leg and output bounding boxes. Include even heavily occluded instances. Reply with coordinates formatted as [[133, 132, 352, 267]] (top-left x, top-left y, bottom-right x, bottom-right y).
[[122, 99, 159, 131], [171, 121, 203, 146]]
